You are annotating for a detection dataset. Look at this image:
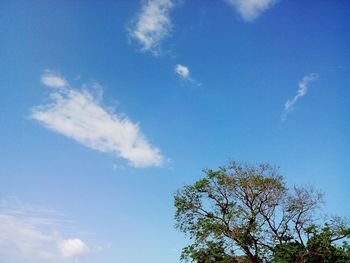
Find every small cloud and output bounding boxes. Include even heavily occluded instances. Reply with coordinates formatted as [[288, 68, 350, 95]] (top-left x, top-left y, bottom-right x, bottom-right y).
[[128, 0, 177, 55], [281, 73, 319, 121], [224, 0, 279, 22], [31, 71, 164, 168], [175, 64, 190, 79], [41, 70, 67, 88], [58, 239, 89, 258], [174, 64, 200, 86]]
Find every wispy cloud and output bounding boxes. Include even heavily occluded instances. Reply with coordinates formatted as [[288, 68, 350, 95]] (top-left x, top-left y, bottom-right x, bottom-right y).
[[0, 199, 89, 261], [31, 71, 164, 168], [281, 73, 318, 121], [129, 0, 176, 55], [224, 0, 279, 22]]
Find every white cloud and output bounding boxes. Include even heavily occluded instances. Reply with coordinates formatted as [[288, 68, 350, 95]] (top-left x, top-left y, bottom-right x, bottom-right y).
[[174, 64, 200, 86], [224, 0, 278, 21], [32, 72, 164, 168], [58, 239, 89, 258], [281, 73, 319, 121], [175, 64, 190, 79], [129, 0, 176, 55], [41, 71, 67, 88], [0, 199, 89, 261]]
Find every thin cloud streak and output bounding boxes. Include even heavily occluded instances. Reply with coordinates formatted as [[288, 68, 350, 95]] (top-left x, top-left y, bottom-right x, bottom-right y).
[[129, 0, 176, 55], [31, 72, 164, 168], [224, 0, 279, 21], [281, 73, 318, 121]]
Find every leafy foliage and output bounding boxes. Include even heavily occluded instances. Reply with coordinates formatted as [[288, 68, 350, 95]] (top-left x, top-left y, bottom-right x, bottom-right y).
[[174, 161, 349, 263], [181, 240, 233, 263], [272, 221, 350, 262]]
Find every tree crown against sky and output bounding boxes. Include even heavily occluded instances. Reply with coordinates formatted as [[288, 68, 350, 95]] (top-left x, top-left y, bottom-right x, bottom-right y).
[[174, 162, 350, 263]]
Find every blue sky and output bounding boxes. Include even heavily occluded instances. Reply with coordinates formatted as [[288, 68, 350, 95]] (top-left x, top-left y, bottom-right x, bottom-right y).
[[0, 0, 349, 262]]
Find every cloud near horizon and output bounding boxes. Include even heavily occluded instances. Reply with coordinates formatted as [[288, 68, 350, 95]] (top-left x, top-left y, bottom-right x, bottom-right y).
[[129, 0, 176, 55], [224, 0, 279, 21], [0, 199, 89, 261], [282, 73, 319, 121], [31, 71, 164, 168], [58, 239, 89, 258]]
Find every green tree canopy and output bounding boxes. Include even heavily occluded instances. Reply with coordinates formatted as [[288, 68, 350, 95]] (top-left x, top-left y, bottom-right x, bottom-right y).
[[174, 162, 350, 263]]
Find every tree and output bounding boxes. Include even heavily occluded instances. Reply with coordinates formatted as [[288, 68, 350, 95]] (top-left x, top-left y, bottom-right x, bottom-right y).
[[272, 217, 350, 263], [174, 161, 349, 262]]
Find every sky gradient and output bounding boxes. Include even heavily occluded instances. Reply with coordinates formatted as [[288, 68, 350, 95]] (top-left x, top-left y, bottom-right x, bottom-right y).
[[0, 1, 349, 262]]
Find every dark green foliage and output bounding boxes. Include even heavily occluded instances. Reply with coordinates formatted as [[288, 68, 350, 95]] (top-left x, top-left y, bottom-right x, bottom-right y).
[[181, 241, 233, 263], [302, 222, 350, 263], [271, 242, 305, 262], [272, 223, 350, 262]]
